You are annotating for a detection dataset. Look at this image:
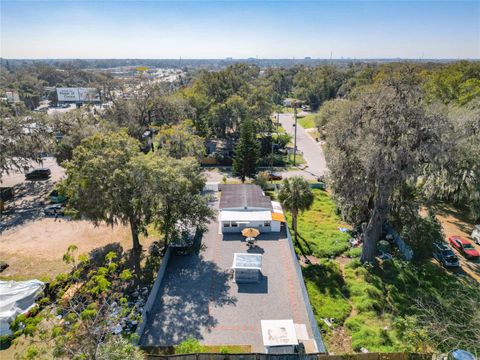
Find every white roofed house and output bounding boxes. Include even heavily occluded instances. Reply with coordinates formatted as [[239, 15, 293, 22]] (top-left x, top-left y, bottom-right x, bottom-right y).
[[219, 184, 286, 234]]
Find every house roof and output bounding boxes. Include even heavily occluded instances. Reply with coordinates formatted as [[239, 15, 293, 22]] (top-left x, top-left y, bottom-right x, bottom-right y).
[[220, 210, 272, 222], [219, 184, 272, 210]]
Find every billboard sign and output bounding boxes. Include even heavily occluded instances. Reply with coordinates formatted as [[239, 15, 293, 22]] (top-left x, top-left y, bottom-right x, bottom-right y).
[[5, 90, 20, 103], [78, 88, 100, 102], [57, 88, 100, 102]]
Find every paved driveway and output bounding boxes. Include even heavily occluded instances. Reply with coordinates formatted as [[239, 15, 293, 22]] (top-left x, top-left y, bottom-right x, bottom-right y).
[[141, 197, 320, 352], [279, 113, 328, 179]]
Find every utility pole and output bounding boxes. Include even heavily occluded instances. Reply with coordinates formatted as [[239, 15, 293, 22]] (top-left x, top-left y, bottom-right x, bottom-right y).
[[271, 107, 281, 175], [293, 101, 298, 166], [270, 113, 274, 171]]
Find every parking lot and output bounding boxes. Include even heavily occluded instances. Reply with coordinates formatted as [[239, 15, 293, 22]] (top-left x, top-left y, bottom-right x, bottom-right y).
[[140, 197, 323, 352], [436, 209, 480, 282]]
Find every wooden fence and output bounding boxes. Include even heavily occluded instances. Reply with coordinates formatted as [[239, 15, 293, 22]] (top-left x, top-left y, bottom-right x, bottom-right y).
[[146, 352, 433, 360]]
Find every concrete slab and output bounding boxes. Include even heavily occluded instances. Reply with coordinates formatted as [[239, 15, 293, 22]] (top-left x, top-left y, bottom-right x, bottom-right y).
[[141, 199, 319, 352]]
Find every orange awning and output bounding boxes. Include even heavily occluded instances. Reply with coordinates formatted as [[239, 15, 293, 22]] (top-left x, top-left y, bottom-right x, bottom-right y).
[[271, 212, 286, 222]]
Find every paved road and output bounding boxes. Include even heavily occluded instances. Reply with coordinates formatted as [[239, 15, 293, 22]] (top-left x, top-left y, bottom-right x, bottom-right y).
[[279, 113, 327, 179], [204, 113, 328, 182]]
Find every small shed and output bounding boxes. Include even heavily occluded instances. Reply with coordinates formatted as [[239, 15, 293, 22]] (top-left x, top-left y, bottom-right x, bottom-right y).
[[232, 253, 262, 283]]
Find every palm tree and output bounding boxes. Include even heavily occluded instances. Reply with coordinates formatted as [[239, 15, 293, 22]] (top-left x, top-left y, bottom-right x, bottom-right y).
[[278, 176, 314, 245]]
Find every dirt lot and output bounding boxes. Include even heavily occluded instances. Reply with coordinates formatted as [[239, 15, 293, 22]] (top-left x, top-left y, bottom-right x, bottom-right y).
[[435, 205, 480, 282], [0, 218, 153, 281], [0, 169, 156, 281]]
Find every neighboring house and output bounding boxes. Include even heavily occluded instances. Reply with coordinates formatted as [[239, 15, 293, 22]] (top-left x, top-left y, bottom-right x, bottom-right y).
[[202, 139, 235, 165], [219, 184, 286, 234], [282, 98, 302, 107]]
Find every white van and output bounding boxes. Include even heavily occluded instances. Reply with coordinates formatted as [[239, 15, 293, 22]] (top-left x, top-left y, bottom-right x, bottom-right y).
[[472, 224, 480, 245]]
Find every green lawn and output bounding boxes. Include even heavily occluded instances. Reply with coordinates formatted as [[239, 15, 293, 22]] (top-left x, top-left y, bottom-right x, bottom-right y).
[[303, 257, 478, 353], [292, 190, 480, 354], [342, 260, 399, 352], [281, 153, 306, 167], [288, 189, 350, 258], [341, 259, 480, 353], [298, 114, 317, 129]]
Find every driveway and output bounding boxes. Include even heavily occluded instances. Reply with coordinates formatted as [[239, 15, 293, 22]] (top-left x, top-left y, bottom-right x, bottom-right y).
[[279, 113, 327, 180]]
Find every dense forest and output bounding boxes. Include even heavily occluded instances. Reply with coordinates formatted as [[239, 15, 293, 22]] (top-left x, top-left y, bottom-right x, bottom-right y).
[[2, 60, 479, 221]]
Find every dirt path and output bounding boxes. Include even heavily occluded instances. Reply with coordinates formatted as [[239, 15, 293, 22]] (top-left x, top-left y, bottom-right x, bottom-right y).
[[322, 256, 355, 354]]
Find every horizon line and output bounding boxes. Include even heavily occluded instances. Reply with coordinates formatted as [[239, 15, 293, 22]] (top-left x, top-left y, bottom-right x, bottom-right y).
[[2, 57, 479, 61]]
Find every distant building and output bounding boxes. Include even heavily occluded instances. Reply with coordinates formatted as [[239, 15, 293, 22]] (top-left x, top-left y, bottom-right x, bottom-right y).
[[219, 184, 285, 234], [282, 98, 302, 107]]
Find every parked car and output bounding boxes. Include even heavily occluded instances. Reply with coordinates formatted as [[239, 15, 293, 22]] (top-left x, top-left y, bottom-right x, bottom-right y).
[[448, 235, 480, 260], [471, 224, 480, 245], [49, 190, 67, 204], [44, 204, 64, 216], [432, 242, 460, 268], [25, 168, 51, 180], [268, 172, 283, 181]]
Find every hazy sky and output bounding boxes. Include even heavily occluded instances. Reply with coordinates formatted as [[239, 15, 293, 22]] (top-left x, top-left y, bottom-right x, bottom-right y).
[[1, 1, 479, 59]]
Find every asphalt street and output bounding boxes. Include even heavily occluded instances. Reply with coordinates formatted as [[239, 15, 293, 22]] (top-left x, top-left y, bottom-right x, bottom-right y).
[[278, 113, 327, 179]]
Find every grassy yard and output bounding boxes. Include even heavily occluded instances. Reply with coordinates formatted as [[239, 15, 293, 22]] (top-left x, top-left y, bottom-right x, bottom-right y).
[[293, 189, 479, 354], [308, 258, 480, 353], [302, 261, 351, 331], [298, 113, 317, 129], [289, 189, 350, 258], [343, 260, 401, 352], [281, 153, 306, 167]]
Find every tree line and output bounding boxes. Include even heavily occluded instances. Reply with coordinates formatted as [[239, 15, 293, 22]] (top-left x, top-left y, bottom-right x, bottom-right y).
[[2, 60, 479, 263], [320, 62, 480, 263]]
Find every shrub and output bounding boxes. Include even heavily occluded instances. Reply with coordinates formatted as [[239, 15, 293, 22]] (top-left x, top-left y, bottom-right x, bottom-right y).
[[346, 247, 362, 258], [97, 336, 145, 360], [175, 338, 204, 354], [0, 335, 13, 350], [273, 133, 292, 149], [254, 171, 270, 190]]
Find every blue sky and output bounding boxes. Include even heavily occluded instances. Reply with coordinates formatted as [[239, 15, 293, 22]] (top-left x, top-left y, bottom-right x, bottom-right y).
[[1, 1, 479, 59]]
